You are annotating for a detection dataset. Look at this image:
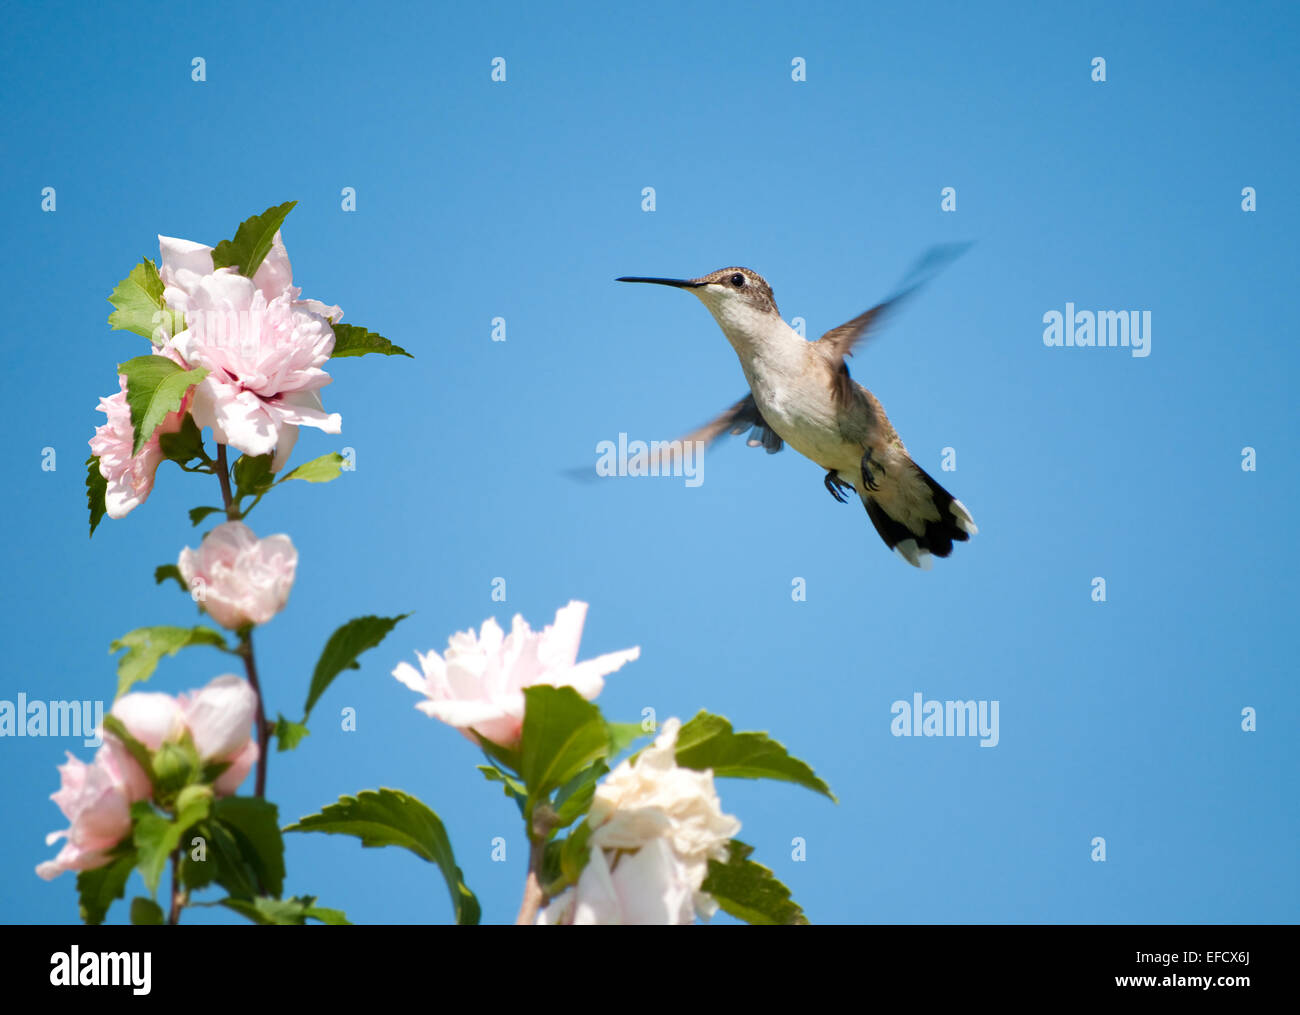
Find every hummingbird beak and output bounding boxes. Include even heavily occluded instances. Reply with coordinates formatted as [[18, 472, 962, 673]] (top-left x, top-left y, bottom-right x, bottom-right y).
[[616, 276, 705, 288]]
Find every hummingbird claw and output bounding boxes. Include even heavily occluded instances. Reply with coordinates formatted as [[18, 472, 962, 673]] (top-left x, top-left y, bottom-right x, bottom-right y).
[[823, 470, 853, 503], [860, 448, 884, 493]]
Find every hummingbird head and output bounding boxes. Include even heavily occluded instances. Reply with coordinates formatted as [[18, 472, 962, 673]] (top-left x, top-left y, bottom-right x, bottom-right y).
[[616, 268, 780, 333]]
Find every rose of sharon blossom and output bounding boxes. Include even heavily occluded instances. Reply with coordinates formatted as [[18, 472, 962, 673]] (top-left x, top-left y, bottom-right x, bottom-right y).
[[393, 601, 639, 749], [158, 232, 343, 471], [88, 375, 189, 519], [539, 718, 741, 925], [36, 748, 142, 881], [178, 521, 297, 630], [38, 676, 260, 880]]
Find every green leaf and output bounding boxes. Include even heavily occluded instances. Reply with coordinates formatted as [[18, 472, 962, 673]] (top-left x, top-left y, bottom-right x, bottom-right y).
[[551, 760, 607, 830], [606, 721, 650, 758], [130, 896, 165, 925], [558, 820, 593, 887], [188, 506, 223, 526], [107, 258, 169, 341], [330, 323, 412, 359], [702, 840, 808, 925], [154, 563, 187, 592], [210, 201, 297, 278], [219, 894, 351, 925], [519, 685, 609, 807], [232, 452, 275, 500], [132, 793, 210, 897], [76, 851, 136, 925], [280, 452, 345, 484], [86, 456, 107, 538], [303, 614, 409, 720], [273, 715, 310, 752], [673, 711, 836, 802], [286, 788, 479, 925], [476, 763, 527, 816], [118, 355, 207, 455], [109, 625, 229, 699], [210, 797, 285, 899], [178, 821, 219, 891], [159, 414, 207, 464]]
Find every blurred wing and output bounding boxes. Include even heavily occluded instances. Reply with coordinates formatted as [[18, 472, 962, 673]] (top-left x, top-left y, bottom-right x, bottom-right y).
[[815, 243, 971, 361], [565, 392, 783, 482]]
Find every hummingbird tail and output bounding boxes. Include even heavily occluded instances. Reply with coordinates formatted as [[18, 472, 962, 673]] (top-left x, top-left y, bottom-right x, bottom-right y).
[[861, 457, 977, 569]]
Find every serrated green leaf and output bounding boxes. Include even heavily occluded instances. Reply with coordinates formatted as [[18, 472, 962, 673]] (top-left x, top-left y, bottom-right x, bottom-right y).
[[118, 355, 207, 455], [280, 452, 344, 484], [76, 851, 136, 925], [86, 456, 107, 537], [107, 258, 169, 341], [188, 505, 223, 526], [109, 625, 229, 699], [551, 759, 607, 830], [154, 563, 187, 592], [132, 794, 210, 897], [273, 715, 310, 752], [303, 614, 409, 720], [302, 903, 351, 925], [130, 896, 165, 925], [606, 721, 650, 758], [178, 821, 219, 891], [519, 685, 609, 807], [232, 452, 275, 500], [286, 788, 479, 925], [476, 763, 527, 816], [159, 414, 207, 464], [219, 894, 351, 925], [210, 201, 297, 278], [673, 711, 836, 802], [559, 820, 592, 887], [702, 839, 808, 925], [330, 322, 412, 359], [210, 797, 284, 899]]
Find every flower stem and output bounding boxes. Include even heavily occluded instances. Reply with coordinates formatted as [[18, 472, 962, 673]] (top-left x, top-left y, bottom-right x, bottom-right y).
[[515, 837, 546, 925], [515, 807, 555, 925], [168, 851, 184, 925], [214, 442, 269, 796], [215, 444, 236, 520], [239, 629, 270, 798]]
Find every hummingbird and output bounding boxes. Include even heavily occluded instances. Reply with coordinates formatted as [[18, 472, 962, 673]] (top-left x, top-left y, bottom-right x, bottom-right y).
[[616, 247, 977, 568]]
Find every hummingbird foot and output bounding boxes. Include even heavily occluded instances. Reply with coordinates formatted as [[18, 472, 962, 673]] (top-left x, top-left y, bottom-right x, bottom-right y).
[[824, 470, 854, 504], [860, 448, 885, 493]]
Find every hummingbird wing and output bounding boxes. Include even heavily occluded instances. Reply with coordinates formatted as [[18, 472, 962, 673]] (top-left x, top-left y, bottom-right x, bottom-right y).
[[814, 243, 970, 361], [646, 392, 783, 474], [564, 393, 782, 483]]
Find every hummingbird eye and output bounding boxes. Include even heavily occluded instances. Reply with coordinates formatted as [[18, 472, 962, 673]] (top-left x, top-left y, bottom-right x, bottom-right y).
[[730, 273, 745, 287]]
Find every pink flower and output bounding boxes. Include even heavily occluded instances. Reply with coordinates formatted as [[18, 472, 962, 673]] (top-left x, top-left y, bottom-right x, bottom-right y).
[[88, 375, 188, 519], [393, 601, 640, 749], [36, 749, 141, 880], [157, 233, 342, 471], [180, 675, 259, 771], [111, 691, 186, 750], [177, 521, 297, 630]]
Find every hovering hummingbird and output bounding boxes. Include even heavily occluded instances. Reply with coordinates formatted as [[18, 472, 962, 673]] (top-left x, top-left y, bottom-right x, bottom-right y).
[[616, 247, 977, 568]]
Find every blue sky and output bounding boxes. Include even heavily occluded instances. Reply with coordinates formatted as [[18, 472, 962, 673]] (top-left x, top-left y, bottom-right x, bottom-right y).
[[1, 0, 1296, 924]]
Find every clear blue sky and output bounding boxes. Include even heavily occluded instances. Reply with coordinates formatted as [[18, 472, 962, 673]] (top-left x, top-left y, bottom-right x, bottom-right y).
[[2, 0, 1296, 924]]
